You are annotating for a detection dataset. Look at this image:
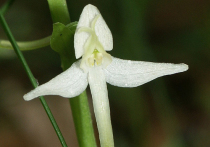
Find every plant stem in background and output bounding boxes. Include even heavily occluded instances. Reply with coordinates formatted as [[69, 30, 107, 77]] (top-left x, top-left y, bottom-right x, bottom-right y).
[[47, 0, 97, 146], [0, 6, 68, 147], [47, 0, 71, 25], [0, 0, 15, 15], [0, 36, 51, 50], [70, 91, 97, 147]]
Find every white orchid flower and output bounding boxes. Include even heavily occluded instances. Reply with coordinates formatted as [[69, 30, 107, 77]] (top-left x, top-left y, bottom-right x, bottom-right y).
[[23, 4, 188, 147]]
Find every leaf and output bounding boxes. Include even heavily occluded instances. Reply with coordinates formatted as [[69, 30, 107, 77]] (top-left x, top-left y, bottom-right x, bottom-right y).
[[50, 22, 77, 70]]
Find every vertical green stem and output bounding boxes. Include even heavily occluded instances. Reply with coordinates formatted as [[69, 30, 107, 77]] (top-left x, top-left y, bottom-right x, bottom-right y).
[[0, 0, 15, 15], [0, 14, 67, 147], [70, 91, 97, 147], [47, 0, 71, 25], [47, 0, 97, 146]]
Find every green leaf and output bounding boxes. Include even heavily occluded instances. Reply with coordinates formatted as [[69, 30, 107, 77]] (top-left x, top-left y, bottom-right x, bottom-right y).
[[50, 22, 77, 70]]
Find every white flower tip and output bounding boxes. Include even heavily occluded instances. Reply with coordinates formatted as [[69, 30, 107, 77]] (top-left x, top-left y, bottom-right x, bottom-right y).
[[23, 86, 45, 101], [85, 4, 96, 9], [179, 63, 189, 72], [23, 92, 37, 101]]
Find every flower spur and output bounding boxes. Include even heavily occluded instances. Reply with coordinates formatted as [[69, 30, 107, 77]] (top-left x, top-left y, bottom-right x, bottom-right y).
[[23, 4, 188, 147]]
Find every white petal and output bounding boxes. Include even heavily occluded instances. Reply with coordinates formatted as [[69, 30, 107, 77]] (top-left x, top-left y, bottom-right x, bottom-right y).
[[74, 4, 113, 59], [23, 60, 88, 101], [88, 66, 114, 147], [104, 57, 188, 87]]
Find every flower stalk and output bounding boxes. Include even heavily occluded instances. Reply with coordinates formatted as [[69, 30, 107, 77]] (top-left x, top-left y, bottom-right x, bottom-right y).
[[47, 0, 70, 25]]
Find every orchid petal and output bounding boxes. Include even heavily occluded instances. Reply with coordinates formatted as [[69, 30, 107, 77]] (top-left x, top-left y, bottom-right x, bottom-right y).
[[74, 4, 113, 59], [88, 66, 114, 147], [104, 57, 188, 87], [23, 60, 88, 101]]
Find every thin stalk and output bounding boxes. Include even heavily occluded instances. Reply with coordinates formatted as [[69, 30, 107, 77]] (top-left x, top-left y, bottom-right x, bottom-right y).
[[70, 91, 97, 147], [0, 36, 51, 50], [0, 14, 67, 147], [47, 0, 97, 146], [0, 0, 15, 15], [47, 0, 70, 25]]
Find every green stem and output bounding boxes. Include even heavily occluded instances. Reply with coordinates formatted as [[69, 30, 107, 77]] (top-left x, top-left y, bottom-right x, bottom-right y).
[[0, 0, 15, 15], [62, 58, 97, 147], [0, 13, 67, 147], [47, 0, 97, 146], [70, 91, 97, 147], [47, 0, 71, 25], [0, 36, 51, 50]]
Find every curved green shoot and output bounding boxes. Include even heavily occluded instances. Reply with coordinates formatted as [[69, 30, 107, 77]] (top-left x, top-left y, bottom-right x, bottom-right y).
[[0, 21, 78, 51], [0, 36, 51, 50]]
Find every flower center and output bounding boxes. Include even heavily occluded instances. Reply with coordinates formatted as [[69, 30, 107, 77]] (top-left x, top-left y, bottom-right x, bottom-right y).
[[77, 15, 112, 72], [87, 49, 103, 66]]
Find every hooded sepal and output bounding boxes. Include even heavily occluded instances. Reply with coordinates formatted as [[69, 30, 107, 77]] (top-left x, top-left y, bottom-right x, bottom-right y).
[[74, 4, 113, 59]]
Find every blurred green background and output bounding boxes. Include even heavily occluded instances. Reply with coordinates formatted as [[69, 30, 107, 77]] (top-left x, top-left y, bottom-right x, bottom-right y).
[[0, 0, 209, 146]]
